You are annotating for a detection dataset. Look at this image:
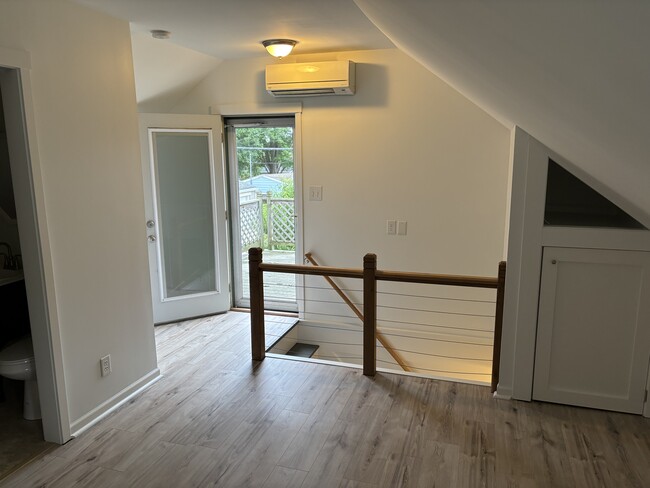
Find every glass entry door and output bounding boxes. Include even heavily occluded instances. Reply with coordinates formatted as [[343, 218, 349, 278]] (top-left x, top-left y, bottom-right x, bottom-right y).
[[140, 114, 230, 323], [226, 116, 300, 312]]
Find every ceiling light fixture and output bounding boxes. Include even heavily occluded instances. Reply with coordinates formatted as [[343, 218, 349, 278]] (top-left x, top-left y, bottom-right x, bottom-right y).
[[151, 30, 171, 40], [261, 39, 297, 58]]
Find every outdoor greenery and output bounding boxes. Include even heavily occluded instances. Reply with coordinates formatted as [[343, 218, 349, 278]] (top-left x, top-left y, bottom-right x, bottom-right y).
[[237, 126, 295, 251], [273, 179, 295, 199], [236, 127, 294, 178]]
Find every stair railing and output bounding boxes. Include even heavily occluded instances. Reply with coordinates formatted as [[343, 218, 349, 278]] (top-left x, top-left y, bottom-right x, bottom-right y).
[[249, 247, 506, 389], [304, 252, 411, 372]]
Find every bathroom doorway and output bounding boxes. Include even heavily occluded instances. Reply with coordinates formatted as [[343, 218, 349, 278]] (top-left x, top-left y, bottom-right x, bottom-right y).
[[0, 71, 55, 478], [0, 52, 69, 450]]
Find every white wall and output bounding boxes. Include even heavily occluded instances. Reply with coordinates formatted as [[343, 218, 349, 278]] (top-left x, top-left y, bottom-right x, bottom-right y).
[[0, 0, 157, 430], [171, 49, 509, 368], [173, 49, 510, 277]]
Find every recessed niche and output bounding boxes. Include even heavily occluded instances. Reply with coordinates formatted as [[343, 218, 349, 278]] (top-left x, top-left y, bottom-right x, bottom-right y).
[[544, 160, 646, 229]]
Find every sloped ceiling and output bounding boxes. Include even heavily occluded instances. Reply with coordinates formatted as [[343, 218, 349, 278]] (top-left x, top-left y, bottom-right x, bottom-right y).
[[355, 0, 650, 222], [131, 32, 222, 112]]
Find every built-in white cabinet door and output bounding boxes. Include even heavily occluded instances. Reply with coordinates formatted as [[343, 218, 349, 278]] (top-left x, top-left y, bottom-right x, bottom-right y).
[[533, 247, 650, 414]]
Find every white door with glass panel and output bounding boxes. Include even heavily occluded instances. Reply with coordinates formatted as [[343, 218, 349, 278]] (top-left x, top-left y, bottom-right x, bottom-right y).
[[139, 114, 230, 323]]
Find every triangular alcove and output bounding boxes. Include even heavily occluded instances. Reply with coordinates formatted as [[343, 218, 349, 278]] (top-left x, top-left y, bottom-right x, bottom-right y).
[[544, 160, 647, 229]]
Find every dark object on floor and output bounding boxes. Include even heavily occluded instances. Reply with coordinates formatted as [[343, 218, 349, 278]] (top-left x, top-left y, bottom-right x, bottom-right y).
[[285, 342, 319, 358]]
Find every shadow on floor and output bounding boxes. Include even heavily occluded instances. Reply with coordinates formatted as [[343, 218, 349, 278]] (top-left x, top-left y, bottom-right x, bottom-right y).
[[0, 378, 55, 481]]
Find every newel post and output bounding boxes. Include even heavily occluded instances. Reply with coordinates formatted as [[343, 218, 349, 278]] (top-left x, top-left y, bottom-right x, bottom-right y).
[[363, 253, 377, 376], [249, 247, 265, 361], [491, 261, 507, 393]]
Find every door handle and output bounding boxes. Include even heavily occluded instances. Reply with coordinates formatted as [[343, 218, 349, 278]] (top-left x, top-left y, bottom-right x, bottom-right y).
[[148, 235, 157, 242]]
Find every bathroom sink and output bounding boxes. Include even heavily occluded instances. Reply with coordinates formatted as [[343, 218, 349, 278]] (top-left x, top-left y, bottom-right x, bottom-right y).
[[0, 269, 24, 287]]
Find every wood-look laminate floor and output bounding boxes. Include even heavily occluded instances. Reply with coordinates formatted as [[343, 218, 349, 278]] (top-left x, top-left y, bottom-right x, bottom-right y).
[[2, 311, 649, 487]]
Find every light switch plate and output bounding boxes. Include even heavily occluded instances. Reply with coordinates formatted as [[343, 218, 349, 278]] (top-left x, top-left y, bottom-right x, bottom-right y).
[[397, 221, 407, 235], [309, 186, 323, 201], [387, 220, 397, 235], [100, 355, 112, 377]]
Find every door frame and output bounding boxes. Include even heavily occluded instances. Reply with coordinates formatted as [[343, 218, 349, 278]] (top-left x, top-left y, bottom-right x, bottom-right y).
[[139, 114, 230, 324], [214, 103, 304, 315], [0, 46, 70, 443]]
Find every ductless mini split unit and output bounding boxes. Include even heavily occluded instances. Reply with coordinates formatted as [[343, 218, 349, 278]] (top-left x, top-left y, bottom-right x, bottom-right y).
[[266, 60, 356, 97]]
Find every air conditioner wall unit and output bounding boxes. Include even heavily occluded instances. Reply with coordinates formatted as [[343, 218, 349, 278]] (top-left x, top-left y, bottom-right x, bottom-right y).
[[266, 60, 355, 97]]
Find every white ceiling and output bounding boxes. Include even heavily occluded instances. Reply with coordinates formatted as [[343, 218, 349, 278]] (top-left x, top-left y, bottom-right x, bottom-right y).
[[75, 0, 393, 110], [75, 0, 394, 59]]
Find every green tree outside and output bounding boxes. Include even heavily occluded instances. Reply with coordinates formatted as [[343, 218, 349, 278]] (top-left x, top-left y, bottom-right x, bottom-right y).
[[236, 127, 294, 179]]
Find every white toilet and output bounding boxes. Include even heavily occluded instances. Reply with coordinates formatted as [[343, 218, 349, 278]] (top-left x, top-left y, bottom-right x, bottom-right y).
[[0, 336, 41, 420]]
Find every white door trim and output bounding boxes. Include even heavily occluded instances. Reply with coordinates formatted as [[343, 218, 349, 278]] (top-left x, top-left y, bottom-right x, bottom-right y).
[[293, 113, 305, 317], [0, 46, 70, 443], [211, 102, 302, 117]]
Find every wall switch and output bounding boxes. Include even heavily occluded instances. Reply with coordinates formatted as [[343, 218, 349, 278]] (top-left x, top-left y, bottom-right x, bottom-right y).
[[397, 221, 407, 235], [309, 186, 323, 201], [100, 355, 112, 377], [387, 220, 397, 235]]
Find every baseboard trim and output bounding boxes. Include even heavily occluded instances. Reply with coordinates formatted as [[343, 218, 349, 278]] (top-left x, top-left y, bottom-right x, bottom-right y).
[[494, 384, 513, 399], [69, 368, 161, 438]]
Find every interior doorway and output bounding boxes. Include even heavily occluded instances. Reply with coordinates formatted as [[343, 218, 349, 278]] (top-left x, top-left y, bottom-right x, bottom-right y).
[[0, 60, 68, 462], [225, 116, 301, 312], [0, 72, 54, 479]]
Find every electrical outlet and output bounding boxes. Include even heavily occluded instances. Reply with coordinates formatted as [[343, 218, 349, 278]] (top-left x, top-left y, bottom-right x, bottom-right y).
[[100, 355, 112, 377], [386, 220, 397, 235], [397, 221, 407, 235], [309, 186, 323, 201]]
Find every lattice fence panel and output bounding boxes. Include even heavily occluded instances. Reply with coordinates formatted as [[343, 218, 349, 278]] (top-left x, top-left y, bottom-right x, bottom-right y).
[[268, 198, 295, 248], [240, 200, 263, 248]]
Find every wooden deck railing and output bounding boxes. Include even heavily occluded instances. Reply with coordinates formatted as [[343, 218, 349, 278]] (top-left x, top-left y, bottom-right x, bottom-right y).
[[249, 248, 506, 390]]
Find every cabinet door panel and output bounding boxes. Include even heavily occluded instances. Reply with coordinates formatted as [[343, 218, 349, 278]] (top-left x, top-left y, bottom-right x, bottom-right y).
[[533, 247, 650, 414]]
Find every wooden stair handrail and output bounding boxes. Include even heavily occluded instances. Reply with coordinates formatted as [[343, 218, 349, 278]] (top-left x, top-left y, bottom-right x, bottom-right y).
[[259, 262, 363, 279], [305, 252, 412, 373], [259, 262, 498, 288], [376, 270, 498, 288]]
